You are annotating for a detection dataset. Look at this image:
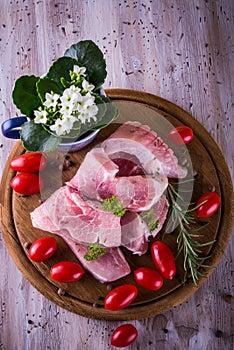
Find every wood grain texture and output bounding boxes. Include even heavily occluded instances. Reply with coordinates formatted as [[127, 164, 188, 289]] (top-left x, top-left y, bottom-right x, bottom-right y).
[[0, 1, 233, 349]]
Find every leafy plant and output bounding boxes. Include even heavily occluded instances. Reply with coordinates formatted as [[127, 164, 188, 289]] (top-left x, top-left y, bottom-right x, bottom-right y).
[[12, 40, 117, 152], [64, 40, 107, 89]]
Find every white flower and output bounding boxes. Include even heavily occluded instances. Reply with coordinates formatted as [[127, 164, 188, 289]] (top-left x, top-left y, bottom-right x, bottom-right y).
[[50, 115, 77, 136], [78, 104, 98, 124], [60, 104, 74, 117], [73, 65, 86, 77], [34, 110, 47, 124], [50, 119, 67, 136], [62, 115, 77, 131], [76, 92, 95, 110], [44, 92, 60, 108], [82, 79, 95, 93], [60, 86, 81, 107]]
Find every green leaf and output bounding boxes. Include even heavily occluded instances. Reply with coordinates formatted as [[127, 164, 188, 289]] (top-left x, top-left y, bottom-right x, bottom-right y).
[[91, 96, 118, 130], [20, 120, 61, 152], [64, 40, 107, 89], [12, 75, 41, 117], [46, 57, 78, 90], [36, 77, 62, 102]]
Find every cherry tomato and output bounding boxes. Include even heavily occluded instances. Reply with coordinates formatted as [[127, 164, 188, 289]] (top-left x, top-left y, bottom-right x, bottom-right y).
[[104, 284, 138, 311], [9, 152, 47, 173], [110, 324, 138, 348], [50, 261, 84, 283], [196, 191, 221, 218], [169, 126, 194, 144], [151, 241, 176, 280], [10, 173, 44, 195], [134, 267, 163, 291], [29, 236, 57, 262]]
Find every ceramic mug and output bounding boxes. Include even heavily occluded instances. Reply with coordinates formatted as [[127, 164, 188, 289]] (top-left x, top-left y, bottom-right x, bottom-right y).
[[1, 116, 99, 152]]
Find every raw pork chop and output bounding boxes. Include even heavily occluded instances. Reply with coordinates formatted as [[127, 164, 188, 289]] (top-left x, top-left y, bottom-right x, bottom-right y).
[[50, 229, 131, 283], [68, 147, 168, 211], [121, 211, 149, 255], [121, 195, 169, 255], [141, 195, 169, 239], [97, 174, 168, 211], [31, 185, 122, 247], [102, 121, 187, 178], [67, 147, 119, 199]]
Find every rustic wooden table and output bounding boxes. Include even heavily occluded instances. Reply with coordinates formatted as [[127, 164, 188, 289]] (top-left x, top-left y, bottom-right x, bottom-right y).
[[0, 1, 233, 349]]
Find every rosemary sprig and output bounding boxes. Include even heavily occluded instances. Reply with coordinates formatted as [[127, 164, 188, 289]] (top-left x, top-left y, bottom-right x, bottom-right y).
[[166, 182, 215, 286]]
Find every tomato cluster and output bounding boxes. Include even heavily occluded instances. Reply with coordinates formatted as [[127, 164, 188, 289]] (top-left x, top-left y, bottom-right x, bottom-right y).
[[105, 241, 176, 347], [10, 152, 46, 195], [28, 236, 85, 283]]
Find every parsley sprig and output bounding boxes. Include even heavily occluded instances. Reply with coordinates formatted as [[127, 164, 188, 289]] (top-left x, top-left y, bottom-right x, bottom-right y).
[[102, 195, 126, 217], [84, 243, 106, 261], [166, 181, 215, 286], [141, 209, 159, 232]]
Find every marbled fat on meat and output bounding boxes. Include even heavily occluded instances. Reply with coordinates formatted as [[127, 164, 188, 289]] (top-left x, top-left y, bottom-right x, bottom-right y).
[[31, 186, 122, 247], [114, 174, 167, 211], [68, 146, 168, 212], [67, 147, 119, 199], [141, 194, 169, 239], [121, 211, 149, 255], [102, 121, 187, 178]]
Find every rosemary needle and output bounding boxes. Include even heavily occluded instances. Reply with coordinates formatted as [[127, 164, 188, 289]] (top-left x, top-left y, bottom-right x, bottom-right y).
[[166, 182, 215, 286]]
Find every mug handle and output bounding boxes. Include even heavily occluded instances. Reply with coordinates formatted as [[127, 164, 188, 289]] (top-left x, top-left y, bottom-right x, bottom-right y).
[[1, 116, 28, 139]]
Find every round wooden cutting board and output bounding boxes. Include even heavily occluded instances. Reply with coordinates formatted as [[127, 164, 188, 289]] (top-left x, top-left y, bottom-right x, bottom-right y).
[[1, 89, 233, 321]]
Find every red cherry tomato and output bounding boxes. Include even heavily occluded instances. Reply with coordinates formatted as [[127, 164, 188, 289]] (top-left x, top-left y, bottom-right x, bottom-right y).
[[151, 241, 176, 280], [50, 261, 84, 283], [10, 173, 44, 195], [104, 284, 138, 311], [196, 191, 221, 218], [169, 126, 194, 144], [9, 152, 47, 173], [134, 267, 163, 291], [110, 324, 138, 348], [29, 236, 57, 262]]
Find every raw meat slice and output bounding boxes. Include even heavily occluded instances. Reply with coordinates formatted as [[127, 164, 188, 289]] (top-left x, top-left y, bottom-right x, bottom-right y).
[[31, 186, 122, 247], [102, 121, 187, 178], [67, 147, 119, 199], [112, 155, 144, 176], [50, 230, 131, 283], [68, 146, 168, 212], [140, 195, 169, 239], [121, 211, 149, 255], [110, 174, 168, 211]]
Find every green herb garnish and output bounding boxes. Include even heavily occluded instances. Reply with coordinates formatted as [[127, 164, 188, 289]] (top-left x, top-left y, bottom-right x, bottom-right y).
[[141, 209, 153, 222], [166, 181, 215, 286], [84, 243, 106, 261], [141, 209, 159, 232], [102, 195, 126, 217], [148, 219, 159, 232]]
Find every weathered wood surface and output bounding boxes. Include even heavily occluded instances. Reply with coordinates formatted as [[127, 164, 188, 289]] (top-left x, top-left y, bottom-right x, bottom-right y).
[[0, 1, 233, 349]]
